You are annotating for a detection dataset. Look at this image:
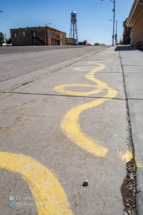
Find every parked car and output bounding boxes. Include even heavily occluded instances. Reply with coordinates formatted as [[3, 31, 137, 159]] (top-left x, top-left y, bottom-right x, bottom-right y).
[[71, 41, 78, 45], [78, 42, 84, 45]]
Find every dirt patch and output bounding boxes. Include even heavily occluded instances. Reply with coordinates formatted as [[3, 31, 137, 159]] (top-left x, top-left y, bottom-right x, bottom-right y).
[[121, 159, 136, 215]]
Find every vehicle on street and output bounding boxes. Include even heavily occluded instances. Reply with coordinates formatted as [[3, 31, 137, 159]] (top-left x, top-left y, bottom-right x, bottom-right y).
[[71, 41, 78, 45]]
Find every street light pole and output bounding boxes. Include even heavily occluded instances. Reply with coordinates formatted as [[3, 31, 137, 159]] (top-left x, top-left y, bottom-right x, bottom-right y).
[[0, 11, 3, 46], [89, 39, 93, 44], [110, 19, 117, 45], [45, 23, 51, 46], [113, 0, 115, 45], [85, 37, 89, 44], [112, 11, 114, 46], [109, 0, 115, 45], [116, 20, 118, 45], [102, 0, 115, 45]]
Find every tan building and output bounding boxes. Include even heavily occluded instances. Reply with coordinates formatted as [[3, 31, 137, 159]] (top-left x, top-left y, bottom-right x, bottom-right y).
[[60, 31, 66, 45], [10, 26, 66, 46], [127, 0, 143, 49]]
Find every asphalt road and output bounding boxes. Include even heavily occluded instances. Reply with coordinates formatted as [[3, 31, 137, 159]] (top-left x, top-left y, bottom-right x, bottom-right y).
[[0, 46, 106, 82], [0, 46, 141, 215], [0, 45, 85, 54]]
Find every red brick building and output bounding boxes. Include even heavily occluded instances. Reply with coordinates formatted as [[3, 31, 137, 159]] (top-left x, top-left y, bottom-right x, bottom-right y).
[[10, 26, 66, 46], [66, 38, 77, 45], [123, 18, 131, 45]]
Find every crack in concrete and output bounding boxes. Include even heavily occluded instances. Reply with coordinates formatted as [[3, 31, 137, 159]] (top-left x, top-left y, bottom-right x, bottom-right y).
[[119, 47, 137, 215], [128, 98, 143, 100], [3, 91, 125, 100]]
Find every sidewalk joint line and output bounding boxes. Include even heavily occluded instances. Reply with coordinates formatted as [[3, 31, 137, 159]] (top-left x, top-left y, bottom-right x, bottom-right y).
[[3, 91, 125, 100]]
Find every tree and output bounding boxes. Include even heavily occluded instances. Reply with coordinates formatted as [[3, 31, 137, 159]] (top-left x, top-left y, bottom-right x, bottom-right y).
[[94, 43, 100, 46], [0, 32, 4, 46], [6, 37, 12, 44], [94, 42, 106, 46]]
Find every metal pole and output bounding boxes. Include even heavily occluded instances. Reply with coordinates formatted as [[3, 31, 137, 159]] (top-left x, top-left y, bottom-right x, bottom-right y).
[[113, 0, 115, 46], [34, 30, 35, 46], [73, 24, 74, 39], [116, 21, 118, 45], [112, 12, 114, 46], [45, 26, 46, 46]]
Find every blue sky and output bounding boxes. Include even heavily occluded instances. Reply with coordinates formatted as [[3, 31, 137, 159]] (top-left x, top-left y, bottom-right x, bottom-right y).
[[0, 0, 134, 45]]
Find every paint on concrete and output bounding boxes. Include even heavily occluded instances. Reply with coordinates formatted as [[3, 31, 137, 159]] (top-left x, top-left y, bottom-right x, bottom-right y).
[[0, 152, 73, 215], [55, 61, 118, 158]]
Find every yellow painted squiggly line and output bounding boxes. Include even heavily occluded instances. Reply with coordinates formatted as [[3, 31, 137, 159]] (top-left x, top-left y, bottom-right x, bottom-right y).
[[54, 61, 118, 158], [0, 152, 73, 215]]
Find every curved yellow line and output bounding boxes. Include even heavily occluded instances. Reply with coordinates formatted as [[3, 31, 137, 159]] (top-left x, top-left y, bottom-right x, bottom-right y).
[[55, 63, 118, 158], [0, 152, 73, 215], [54, 84, 104, 96]]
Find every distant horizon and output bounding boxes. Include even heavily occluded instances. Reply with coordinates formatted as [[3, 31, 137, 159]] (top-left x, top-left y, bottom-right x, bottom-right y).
[[0, 0, 134, 45]]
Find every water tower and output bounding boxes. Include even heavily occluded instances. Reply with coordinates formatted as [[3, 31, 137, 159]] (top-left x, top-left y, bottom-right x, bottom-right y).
[[69, 11, 78, 41]]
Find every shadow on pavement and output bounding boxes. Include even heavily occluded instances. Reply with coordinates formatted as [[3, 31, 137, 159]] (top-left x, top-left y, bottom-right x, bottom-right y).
[[114, 46, 137, 51]]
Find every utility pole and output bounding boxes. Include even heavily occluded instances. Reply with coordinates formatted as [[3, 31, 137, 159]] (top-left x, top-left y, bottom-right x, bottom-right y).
[[73, 24, 74, 39], [0, 11, 3, 46], [5, 34, 6, 43], [112, 11, 114, 46], [102, 0, 115, 45], [110, 19, 118, 45], [85, 37, 89, 44], [116, 21, 118, 45], [112, 0, 115, 46]]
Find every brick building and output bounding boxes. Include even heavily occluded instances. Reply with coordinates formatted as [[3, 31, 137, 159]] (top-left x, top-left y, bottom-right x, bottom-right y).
[[66, 38, 77, 45], [10, 26, 66, 46], [126, 0, 143, 49], [123, 18, 131, 45]]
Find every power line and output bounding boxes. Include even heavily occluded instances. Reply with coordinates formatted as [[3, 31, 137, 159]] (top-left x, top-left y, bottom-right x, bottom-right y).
[[0, 16, 22, 27], [0, 20, 16, 27]]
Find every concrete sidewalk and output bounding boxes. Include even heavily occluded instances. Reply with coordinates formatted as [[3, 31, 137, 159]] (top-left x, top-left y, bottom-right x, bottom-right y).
[[119, 46, 143, 215], [0, 46, 137, 215]]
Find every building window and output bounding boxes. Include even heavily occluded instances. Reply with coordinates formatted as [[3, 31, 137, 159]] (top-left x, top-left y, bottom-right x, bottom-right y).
[[60, 34, 62, 39], [48, 31, 56, 38], [33, 32, 36, 37], [14, 33, 17, 38], [23, 31, 25, 36]]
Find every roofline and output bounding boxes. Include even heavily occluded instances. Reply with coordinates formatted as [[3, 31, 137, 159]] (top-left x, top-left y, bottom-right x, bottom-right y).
[[10, 26, 66, 34], [126, 0, 143, 27]]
